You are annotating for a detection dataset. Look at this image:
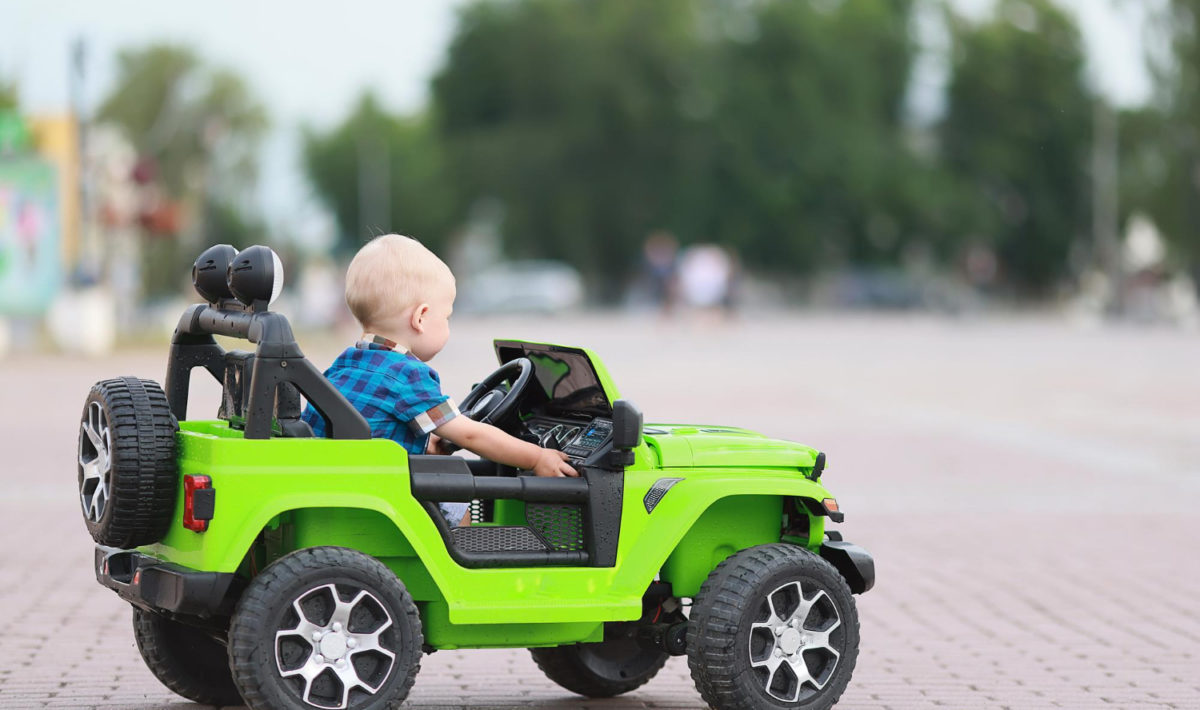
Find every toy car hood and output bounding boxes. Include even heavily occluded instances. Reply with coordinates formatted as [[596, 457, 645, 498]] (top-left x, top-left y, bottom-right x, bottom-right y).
[[642, 424, 821, 470]]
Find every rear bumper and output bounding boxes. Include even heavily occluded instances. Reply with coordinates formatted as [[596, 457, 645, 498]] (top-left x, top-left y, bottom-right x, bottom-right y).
[[94, 545, 238, 617], [819, 538, 875, 595]]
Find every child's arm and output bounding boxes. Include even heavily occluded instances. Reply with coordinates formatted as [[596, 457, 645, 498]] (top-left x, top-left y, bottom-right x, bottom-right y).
[[433, 417, 578, 477]]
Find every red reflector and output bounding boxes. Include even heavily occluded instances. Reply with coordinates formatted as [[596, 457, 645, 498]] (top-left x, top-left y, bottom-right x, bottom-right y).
[[183, 474, 212, 533]]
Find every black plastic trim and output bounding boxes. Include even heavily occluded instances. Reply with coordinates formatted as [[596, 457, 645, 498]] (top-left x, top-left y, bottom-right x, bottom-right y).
[[94, 546, 238, 617], [409, 456, 590, 503], [819, 539, 875, 595], [191, 488, 216, 520], [581, 465, 622, 567]]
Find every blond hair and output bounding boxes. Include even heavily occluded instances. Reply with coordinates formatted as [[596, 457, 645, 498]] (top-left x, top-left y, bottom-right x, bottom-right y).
[[344, 234, 455, 329]]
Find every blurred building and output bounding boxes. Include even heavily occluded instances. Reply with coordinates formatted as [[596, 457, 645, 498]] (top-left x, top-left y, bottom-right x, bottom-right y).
[[0, 111, 65, 320]]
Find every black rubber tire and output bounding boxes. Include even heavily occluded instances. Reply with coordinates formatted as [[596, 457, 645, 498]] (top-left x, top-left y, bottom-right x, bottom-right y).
[[530, 638, 668, 698], [229, 547, 423, 710], [687, 544, 860, 710], [77, 377, 178, 548], [132, 608, 243, 706]]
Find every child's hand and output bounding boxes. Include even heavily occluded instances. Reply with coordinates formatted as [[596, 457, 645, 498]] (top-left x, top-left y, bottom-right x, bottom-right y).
[[533, 448, 579, 478], [426, 433, 451, 455]]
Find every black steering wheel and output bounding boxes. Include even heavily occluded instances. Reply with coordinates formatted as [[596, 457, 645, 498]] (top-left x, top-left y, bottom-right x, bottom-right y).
[[458, 357, 534, 426]]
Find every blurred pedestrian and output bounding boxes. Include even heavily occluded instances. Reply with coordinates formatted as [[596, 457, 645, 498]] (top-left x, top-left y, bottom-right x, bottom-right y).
[[678, 243, 735, 320], [641, 230, 679, 316]]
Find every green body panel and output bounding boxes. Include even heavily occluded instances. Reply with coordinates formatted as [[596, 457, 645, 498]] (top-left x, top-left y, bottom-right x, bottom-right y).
[[659, 496, 784, 597], [139, 343, 836, 649]]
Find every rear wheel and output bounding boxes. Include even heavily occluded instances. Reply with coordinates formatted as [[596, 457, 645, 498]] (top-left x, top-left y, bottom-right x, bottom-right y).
[[132, 608, 242, 706], [229, 547, 423, 710], [77, 377, 177, 547], [687, 544, 860, 710], [530, 638, 668, 698]]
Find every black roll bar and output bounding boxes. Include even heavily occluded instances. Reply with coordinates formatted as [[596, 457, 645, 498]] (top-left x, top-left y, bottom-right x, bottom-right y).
[[165, 303, 370, 440]]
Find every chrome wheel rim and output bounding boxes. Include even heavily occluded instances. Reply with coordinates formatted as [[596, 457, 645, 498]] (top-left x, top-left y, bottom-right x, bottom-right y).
[[748, 579, 843, 703], [79, 402, 112, 523], [275, 583, 397, 709]]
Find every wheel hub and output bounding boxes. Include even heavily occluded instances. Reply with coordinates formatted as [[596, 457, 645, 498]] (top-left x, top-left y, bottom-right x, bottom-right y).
[[319, 631, 349, 661], [78, 401, 112, 523], [778, 628, 803, 655], [275, 584, 397, 709], [748, 579, 843, 703]]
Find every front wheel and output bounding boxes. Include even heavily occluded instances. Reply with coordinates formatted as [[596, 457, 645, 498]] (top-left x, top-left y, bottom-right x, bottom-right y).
[[228, 547, 423, 710], [687, 544, 860, 710]]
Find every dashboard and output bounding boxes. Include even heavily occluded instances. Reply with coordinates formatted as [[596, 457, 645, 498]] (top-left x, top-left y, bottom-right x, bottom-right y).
[[523, 416, 613, 467]]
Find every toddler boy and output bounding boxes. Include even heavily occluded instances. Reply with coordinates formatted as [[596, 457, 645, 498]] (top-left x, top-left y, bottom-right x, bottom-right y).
[[301, 234, 577, 525]]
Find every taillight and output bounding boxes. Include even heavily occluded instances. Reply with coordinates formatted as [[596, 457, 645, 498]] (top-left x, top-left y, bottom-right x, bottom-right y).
[[183, 474, 215, 532]]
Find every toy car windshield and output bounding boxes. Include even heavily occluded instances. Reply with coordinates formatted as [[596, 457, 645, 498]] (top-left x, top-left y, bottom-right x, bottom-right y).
[[496, 340, 612, 417]]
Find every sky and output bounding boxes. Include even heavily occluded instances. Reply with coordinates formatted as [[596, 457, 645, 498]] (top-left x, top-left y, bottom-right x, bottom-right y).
[[0, 0, 1161, 236]]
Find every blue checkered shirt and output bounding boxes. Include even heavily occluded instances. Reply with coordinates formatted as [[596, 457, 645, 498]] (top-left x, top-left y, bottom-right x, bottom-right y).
[[301, 342, 459, 455]]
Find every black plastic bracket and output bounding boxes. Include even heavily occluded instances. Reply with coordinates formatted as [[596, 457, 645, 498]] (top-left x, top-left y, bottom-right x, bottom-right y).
[[800, 496, 845, 523]]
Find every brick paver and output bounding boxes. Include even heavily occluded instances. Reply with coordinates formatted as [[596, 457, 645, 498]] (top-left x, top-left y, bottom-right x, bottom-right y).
[[1, 313, 1196, 708]]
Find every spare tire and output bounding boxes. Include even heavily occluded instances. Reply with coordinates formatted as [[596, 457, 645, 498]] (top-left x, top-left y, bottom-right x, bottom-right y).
[[78, 377, 178, 547]]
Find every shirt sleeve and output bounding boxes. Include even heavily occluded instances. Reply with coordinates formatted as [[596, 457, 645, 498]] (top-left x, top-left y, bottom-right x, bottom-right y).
[[389, 359, 460, 434], [409, 398, 460, 436]]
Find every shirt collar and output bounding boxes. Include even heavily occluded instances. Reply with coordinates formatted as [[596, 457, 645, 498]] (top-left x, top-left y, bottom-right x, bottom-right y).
[[357, 334, 410, 354]]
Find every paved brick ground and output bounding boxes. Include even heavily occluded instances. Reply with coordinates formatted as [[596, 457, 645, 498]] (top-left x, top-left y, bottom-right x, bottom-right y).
[[1, 313, 1197, 709]]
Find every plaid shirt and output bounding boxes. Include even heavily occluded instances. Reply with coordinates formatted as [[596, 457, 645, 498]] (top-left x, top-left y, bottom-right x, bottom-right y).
[[301, 339, 460, 455]]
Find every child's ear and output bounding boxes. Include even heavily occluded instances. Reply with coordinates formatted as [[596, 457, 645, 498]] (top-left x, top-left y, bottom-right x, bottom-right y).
[[410, 303, 430, 334]]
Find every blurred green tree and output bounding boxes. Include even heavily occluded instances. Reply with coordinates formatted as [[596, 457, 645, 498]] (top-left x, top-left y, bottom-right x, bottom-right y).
[[940, 0, 1094, 293], [301, 93, 458, 256], [434, 0, 704, 293], [98, 45, 267, 199], [96, 44, 268, 296], [691, 0, 923, 270], [0, 76, 17, 111], [433, 0, 928, 291], [1125, 0, 1200, 276]]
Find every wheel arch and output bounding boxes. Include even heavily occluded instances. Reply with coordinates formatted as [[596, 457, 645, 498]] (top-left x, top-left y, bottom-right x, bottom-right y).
[[148, 487, 457, 600], [640, 478, 833, 599], [256, 505, 446, 603]]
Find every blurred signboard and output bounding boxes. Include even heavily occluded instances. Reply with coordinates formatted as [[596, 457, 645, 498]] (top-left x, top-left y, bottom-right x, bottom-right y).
[[0, 157, 61, 315]]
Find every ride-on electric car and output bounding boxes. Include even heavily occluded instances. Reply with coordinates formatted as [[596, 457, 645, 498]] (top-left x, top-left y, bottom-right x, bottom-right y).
[[79, 244, 874, 710]]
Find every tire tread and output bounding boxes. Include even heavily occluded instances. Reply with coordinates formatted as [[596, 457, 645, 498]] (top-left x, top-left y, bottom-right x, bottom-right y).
[[80, 376, 177, 547], [686, 544, 861, 710], [228, 546, 423, 710]]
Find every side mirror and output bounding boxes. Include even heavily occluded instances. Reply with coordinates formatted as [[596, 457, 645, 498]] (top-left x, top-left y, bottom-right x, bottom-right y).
[[612, 399, 643, 452]]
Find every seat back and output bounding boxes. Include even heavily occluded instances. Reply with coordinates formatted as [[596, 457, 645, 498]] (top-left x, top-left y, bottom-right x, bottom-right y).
[[218, 350, 313, 437]]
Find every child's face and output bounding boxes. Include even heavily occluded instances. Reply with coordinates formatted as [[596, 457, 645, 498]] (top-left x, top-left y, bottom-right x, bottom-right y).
[[410, 281, 455, 362]]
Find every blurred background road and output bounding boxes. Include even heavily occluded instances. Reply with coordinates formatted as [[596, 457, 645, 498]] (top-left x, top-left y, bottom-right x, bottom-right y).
[[1, 313, 1197, 709], [4, 0, 1200, 707]]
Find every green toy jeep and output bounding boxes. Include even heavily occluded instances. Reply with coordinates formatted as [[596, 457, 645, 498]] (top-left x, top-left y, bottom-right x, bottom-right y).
[[79, 245, 874, 710]]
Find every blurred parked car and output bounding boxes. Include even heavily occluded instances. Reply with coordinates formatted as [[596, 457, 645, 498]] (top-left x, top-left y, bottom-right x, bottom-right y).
[[813, 268, 978, 314], [456, 260, 584, 314]]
